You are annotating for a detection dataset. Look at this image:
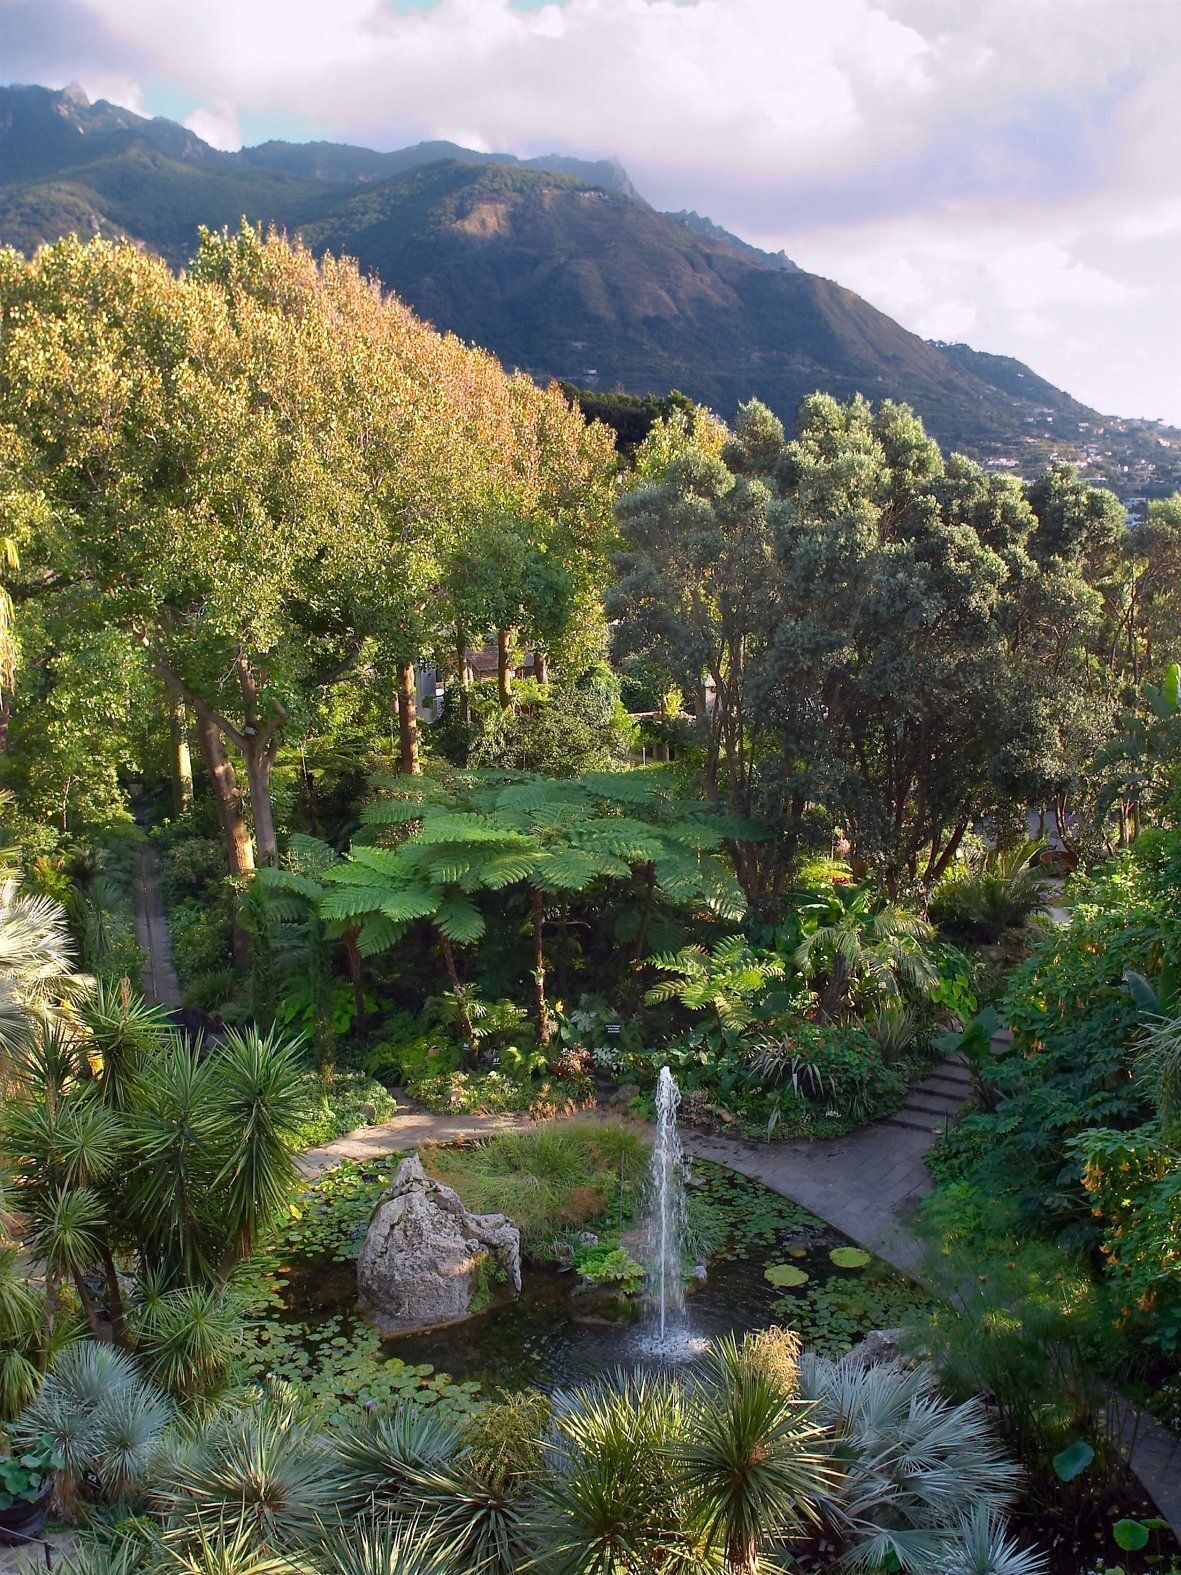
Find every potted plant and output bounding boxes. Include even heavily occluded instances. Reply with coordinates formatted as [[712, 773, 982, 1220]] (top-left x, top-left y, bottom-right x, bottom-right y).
[[0, 1431, 61, 1547]]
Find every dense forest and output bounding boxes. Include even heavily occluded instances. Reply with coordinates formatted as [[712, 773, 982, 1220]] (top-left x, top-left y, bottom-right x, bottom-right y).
[[0, 227, 1179, 1574]]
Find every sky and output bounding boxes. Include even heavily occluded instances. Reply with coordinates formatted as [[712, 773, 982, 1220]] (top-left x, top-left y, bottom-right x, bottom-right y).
[[5, 0, 1180, 425]]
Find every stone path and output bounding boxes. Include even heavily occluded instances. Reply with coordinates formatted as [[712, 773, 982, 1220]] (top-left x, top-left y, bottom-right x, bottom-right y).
[[295, 1105, 537, 1177], [682, 1047, 976, 1278], [132, 841, 181, 1010]]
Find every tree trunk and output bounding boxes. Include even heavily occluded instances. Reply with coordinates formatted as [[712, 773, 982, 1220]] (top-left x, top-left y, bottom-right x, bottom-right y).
[[242, 736, 279, 866], [0, 690, 10, 755], [169, 696, 193, 815], [437, 931, 478, 1064], [497, 627, 514, 709], [531, 886, 551, 1049], [625, 862, 657, 1011], [455, 636, 472, 725], [534, 648, 549, 685], [396, 660, 420, 774], [70, 1269, 102, 1339], [99, 1243, 129, 1349], [342, 928, 366, 1029], [194, 709, 254, 969], [819, 953, 849, 1021], [726, 1534, 758, 1575]]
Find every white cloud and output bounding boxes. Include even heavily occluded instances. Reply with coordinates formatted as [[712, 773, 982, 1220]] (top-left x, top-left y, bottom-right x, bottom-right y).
[[10, 0, 1181, 422], [183, 101, 242, 150]]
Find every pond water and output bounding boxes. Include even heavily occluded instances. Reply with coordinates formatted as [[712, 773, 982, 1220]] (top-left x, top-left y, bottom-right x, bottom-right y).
[[257, 1157, 928, 1402]]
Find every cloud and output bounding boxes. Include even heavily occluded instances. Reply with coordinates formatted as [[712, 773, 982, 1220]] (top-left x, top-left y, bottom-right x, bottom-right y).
[[183, 101, 242, 151], [3, 0, 1178, 423]]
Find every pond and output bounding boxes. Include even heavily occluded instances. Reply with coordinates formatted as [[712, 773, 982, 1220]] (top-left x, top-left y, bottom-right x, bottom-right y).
[[244, 1153, 929, 1418]]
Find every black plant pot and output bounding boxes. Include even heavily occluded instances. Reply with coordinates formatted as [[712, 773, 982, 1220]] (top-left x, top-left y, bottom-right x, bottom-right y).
[[0, 1481, 51, 1547]]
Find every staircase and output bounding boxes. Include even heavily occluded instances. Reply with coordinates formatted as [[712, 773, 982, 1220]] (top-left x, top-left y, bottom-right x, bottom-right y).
[[879, 1025, 1012, 1136]]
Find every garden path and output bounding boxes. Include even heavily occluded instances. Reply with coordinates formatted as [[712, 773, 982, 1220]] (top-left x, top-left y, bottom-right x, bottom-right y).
[[132, 841, 181, 1010], [294, 1104, 538, 1177]]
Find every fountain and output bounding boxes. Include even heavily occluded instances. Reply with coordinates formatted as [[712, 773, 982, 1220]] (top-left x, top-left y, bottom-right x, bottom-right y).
[[647, 1065, 688, 1341]]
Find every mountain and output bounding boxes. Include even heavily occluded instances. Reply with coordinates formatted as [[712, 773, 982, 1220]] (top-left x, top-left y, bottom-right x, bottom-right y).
[[666, 209, 800, 272], [2, 82, 1177, 494]]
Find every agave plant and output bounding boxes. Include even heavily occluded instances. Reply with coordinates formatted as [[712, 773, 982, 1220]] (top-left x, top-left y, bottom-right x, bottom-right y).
[[798, 1356, 1021, 1573]]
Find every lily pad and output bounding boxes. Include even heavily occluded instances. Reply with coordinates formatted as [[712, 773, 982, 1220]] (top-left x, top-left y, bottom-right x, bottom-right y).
[[1051, 1439, 1094, 1482], [788, 1246, 808, 1259], [829, 1247, 871, 1270], [764, 1264, 810, 1288], [1113, 1520, 1150, 1552]]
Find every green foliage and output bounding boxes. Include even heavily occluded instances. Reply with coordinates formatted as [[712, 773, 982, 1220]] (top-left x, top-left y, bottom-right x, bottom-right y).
[[286, 1070, 397, 1151], [0, 1426, 61, 1508], [930, 840, 1051, 943], [572, 1241, 645, 1292]]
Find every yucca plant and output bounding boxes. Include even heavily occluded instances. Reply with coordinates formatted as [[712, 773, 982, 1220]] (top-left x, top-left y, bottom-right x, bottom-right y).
[[331, 1406, 460, 1513], [18, 1342, 174, 1518], [152, 1384, 341, 1552], [677, 1334, 832, 1575], [531, 1370, 701, 1574], [313, 1517, 445, 1575]]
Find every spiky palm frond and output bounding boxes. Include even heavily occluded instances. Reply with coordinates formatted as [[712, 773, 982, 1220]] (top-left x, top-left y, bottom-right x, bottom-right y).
[[314, 1517, 447, 1575], [331, 1407, 460, 1511], [798, 1357, 1020, 1573], [212, 1025, 305, 1262], [943, 1506, 1047, 1575], [676, 1334, 831, 1570]]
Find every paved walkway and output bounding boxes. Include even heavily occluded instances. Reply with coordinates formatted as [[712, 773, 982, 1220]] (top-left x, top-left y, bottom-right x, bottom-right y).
[[132, 841, 181, 1010], [296, 1106, 538, 1177]]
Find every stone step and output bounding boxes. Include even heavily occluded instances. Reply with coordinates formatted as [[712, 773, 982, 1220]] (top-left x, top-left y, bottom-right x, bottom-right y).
[[900, 1097, 959, 1120], [925, 1064, 972, 1086], [881, 1113, 943, 1133]]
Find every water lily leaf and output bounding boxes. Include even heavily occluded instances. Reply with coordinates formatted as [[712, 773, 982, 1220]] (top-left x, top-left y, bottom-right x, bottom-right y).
[[1052, 1439, 1094, 1481], [1113, 1520, 1149, 1552], [829, 1247, 871, 1269], [765, 1264, 809, 1287]]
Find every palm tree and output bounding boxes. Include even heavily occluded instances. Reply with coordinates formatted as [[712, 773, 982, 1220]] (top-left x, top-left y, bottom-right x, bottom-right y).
[[0, 878, 79, 1065], [794, 885, 936, 1019], [676, 1334, 831, 1575]]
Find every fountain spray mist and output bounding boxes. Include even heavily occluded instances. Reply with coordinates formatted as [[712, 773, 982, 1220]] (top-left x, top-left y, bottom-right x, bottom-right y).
[[648, 1065, 687, 1339]]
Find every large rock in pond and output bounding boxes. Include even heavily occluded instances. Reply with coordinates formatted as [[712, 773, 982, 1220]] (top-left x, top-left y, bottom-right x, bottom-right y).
[[356, 1152, 521, 1335]]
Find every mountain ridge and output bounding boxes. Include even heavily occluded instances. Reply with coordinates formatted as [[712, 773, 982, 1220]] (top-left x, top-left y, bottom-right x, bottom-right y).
[[2, 82, 1177, 495]]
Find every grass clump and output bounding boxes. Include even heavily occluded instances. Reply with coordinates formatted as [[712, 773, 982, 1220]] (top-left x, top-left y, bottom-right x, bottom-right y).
[[422, 1118, 649, 1255]]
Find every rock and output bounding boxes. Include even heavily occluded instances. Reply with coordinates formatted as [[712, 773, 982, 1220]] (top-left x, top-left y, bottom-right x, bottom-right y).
[[356, 1152, 521, 1335], [838, 1328, 909, 1371]]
